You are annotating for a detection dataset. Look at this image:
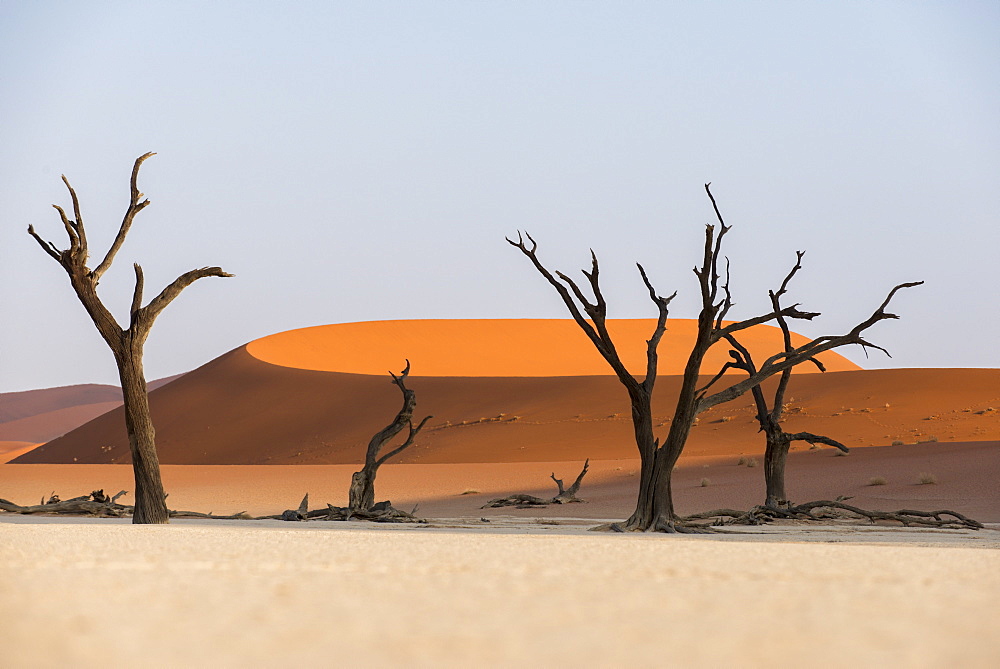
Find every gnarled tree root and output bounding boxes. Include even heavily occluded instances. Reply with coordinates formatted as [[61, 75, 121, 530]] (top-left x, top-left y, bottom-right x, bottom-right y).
[[685, 501, 984, 530], [590, 518, 719, 533]]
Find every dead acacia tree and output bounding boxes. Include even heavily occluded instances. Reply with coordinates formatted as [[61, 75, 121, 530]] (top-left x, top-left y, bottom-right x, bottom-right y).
[[717, 251, 848, 507], [509, 183, 921, 532], [482, 459, 590, 508], [348, 361, 432, 511], [27, 153, 232, 524]]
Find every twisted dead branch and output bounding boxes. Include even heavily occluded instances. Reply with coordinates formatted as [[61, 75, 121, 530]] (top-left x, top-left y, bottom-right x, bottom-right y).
[[482, 460, 590, 508]]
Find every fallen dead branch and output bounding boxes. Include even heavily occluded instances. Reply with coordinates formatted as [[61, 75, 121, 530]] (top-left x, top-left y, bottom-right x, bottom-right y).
[[685, 500, 984, 530], [0, 489, 423, 523], [0, 489, 255, 520], [255, 494, 425, 524], [483, 460, 590, 509]]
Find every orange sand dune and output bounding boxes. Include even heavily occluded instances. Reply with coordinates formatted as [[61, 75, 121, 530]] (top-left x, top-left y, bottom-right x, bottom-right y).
[[247, 319, 861, 376], [13, 340, 998, 466]]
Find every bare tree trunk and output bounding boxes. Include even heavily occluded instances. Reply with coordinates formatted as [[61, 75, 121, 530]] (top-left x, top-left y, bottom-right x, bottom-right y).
[[27, 154, 232, 524], [348, 470, 376, 512], [116, 345, 168, 524], [763, 429, 791, 507]]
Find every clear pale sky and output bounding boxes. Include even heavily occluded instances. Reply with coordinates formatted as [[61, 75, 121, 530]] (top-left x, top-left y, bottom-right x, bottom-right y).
[[1, 1, 998, 393]]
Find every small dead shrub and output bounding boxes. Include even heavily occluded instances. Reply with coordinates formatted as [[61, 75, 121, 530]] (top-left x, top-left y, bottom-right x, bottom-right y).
[[700, 478, 711, 487], [745, 457, 759, 468], [867, 476, 888, 486], [918, 472, 937, 485], [891, 440, 904, 446]]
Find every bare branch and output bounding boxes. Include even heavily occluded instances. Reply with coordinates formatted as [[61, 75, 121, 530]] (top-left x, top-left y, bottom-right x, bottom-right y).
[[140, 266, 234, 327], [130, 264, 144, 324], [773, 250, 805, 302], [703, 183, 732, 306], [637, 263, 675, 391], [389, 358, 412, 385], [562, 458, 590, 498], [52, 204, 79, 251], [712, 303, 820, 343], [698, 281, 922, 412], [27, 224, 62, 261], [786, 432, 849, 453], [507, 232, 599, 341], [376, 415, 432, 467], [61, 174, 87, 253], [91, 152, 156, 282], [508, 231, 638, 388], [555, 269, 599, 316], [695, 358, 740, 397], [714, 257, 733, 329]]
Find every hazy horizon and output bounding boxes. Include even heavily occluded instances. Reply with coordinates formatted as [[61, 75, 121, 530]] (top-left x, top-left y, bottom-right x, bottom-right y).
[[2, 1, 998, 393]]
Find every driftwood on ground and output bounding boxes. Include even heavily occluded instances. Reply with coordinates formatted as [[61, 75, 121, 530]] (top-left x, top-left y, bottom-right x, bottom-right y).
[[0, 490, 423, 523], [2, 487, 983, 531], [0, 489, 253, 520], [483, 460, 590, 508], [683, 500, 984, 530], [249, 494, 425, 524]]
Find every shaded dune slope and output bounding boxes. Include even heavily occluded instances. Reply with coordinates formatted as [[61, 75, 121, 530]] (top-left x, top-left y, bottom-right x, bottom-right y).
[[0, 402, 123, 444], [0, 384, 121, 424], [0, 375, 185, 444], [13, 319, 857, 463], [16, 344, 999, 465]]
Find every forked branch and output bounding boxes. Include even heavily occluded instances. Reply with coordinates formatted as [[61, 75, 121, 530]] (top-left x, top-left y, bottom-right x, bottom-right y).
[[91, 152, 155, 282], [507, 231, 672, 392]]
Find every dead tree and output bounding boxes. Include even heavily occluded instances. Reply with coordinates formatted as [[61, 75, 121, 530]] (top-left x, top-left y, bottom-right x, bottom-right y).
[[27, 153, 232, 524], [348, 361, 432, 511], [718, 251, 848, 507], [509, 183, 921, 532], [482, 459, 590, 508]]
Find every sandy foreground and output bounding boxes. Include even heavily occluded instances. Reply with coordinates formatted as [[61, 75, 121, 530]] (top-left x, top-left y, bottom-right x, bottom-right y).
[[3, 458, 999, 666], [1, 517, 999, 668]]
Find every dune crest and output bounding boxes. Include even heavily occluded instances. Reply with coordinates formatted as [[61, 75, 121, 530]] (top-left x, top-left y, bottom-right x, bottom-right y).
[[246, 319, 861, 377]]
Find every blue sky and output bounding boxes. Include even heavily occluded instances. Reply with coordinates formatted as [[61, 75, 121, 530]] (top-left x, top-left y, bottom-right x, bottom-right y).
[[2, 1, 998, 392]]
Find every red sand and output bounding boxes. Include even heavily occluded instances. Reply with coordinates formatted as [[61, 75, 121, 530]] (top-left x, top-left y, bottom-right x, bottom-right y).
[[246, 319, 861, 376], [16, 344, 999, 466]]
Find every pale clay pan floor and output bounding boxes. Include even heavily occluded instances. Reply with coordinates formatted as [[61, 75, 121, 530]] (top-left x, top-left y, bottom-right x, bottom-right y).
[[1, 518, 998, 668]]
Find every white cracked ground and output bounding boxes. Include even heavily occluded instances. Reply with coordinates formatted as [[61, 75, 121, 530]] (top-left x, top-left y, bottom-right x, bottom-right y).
[[1, 518, 998, 667]]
